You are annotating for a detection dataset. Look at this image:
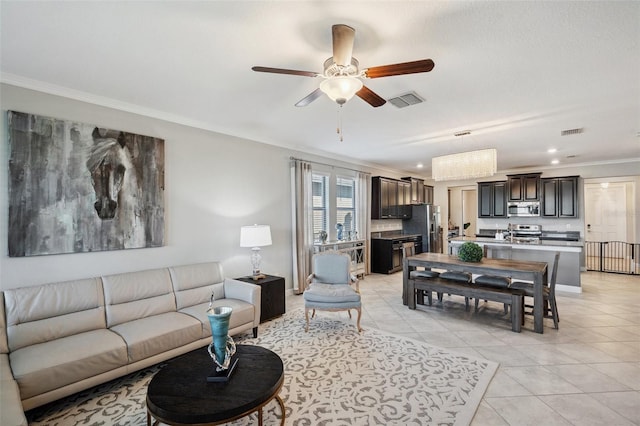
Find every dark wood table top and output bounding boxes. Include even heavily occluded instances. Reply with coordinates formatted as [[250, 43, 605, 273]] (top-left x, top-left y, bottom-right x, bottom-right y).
[[407, 252, 547, 278], [146, 345, 284, 425]]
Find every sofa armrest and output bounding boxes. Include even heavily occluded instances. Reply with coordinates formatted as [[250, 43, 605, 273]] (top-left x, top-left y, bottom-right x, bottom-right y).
[[223, 279, 261, 327]]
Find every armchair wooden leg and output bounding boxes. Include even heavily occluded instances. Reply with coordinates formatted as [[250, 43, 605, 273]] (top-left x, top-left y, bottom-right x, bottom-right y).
[[305, 308, 310, 332], [356, 307, 363, 332], [347, 309, 352, 319]]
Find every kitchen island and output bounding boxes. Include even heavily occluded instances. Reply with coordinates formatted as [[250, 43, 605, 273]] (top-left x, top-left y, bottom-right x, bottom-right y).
[[448, 236, 583, 292], [371, 232, 422, 274]]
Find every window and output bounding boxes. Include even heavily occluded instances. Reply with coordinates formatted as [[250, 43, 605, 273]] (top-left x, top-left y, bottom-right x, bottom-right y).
[[312, 174, 328, 240], [336, 177, 356, 239]]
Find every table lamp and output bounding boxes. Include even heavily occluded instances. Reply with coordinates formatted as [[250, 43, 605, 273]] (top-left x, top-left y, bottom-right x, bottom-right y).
[[240, 224, 272, 280]]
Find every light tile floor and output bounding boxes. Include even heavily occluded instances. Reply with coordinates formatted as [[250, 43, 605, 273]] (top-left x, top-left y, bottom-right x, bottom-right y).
[[286, 271, 640, 425]]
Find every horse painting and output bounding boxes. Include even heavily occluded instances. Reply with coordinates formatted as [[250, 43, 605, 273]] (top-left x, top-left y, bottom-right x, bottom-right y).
[[7, 111, 164, 257], [86, 127, 147, 249]]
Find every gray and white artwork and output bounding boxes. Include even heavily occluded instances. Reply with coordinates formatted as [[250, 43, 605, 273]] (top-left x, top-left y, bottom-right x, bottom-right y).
[[7, 111, 165, 257]]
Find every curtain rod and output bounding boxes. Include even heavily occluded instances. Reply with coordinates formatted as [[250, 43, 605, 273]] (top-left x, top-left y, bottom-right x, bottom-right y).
[[289, 156, 371, 175]]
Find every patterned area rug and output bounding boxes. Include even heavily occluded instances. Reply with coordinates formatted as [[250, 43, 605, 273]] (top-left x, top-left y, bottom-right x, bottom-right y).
[[26, 309, 498, 425]]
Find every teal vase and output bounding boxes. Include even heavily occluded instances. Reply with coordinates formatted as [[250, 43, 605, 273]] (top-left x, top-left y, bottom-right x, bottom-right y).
[[206, 306, 236, 371]]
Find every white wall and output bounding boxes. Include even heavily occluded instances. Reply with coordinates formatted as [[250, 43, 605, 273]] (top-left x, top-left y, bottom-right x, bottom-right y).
[[0, 84, 397, 291]]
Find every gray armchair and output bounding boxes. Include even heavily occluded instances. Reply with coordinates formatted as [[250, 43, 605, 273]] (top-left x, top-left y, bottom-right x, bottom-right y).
[[303, 252, 362, 332]]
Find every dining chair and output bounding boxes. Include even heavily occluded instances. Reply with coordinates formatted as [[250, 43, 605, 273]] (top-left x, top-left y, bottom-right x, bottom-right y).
[[474, 244, 513, 312], [402, 242, 440, 305], [510, 251, 560, 329]]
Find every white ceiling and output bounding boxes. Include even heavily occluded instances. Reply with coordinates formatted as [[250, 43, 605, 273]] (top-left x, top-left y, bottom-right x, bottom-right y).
[[1, 1, 639, 177]]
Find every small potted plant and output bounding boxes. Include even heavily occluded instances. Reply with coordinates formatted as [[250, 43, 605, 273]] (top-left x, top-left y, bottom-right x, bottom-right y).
[[457, 242, 483, 262]]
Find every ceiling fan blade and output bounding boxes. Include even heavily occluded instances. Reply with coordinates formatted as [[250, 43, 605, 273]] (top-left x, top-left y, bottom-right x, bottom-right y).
[[252, 66, 320, 78], [356, 85, 386, 107], [332, 24, 355, 67], [295, 88, 324, 107], [363, 59, 435, 79]]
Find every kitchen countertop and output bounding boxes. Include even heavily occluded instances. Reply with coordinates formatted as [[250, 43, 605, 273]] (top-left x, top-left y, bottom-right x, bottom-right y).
[[448, 236, 584, 250], [314, 239, 365, 246], [371, 232, 422, 241]]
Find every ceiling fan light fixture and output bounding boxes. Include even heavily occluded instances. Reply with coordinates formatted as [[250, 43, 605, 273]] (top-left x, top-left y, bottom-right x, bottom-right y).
[[320, 76, 363, 105]]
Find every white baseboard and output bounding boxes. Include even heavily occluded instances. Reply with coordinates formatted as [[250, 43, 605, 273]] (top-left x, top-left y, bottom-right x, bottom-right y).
[[556, 284, 582, 294]]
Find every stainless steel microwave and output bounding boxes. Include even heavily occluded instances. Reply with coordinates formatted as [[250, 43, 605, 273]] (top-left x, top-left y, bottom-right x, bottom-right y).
[[507, 201, 540, 217]]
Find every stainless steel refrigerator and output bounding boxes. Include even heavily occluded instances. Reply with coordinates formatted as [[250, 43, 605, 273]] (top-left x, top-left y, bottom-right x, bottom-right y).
[[403, 204, 442, 253]]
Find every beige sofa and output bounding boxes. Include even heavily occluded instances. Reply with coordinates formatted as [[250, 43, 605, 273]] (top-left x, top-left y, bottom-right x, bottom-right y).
[[0, 261, 260, 426]]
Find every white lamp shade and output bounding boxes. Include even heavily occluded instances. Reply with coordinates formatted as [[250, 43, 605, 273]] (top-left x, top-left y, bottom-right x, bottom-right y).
[[319, 77, 363, 103], [240, 225, 272, 248]]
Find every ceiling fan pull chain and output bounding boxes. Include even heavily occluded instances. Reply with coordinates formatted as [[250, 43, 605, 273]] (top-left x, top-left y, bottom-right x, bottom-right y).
[[337, 106, 344, 142]]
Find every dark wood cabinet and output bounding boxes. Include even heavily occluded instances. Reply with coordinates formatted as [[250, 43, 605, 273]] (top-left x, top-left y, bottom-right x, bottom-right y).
[[478, 181, 507, 218], [372, 177, 394, 219], [235, 275, 285, 323], [541, 176, 579, 218], [398, 180, 412, 218], [424, 185, 434, 205], [508, 173, 541, 201], [402, 177, 424, 204], [372, 176, 412, 219], [372, 236, 422, 274]]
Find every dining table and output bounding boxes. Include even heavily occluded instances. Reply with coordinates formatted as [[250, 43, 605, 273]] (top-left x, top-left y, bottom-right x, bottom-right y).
[[403, 252, 549, 333]]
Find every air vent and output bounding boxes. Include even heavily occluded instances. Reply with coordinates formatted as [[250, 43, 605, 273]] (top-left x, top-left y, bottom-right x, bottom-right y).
[[388, 92, 424, 108], [560, 127, 584, 136]]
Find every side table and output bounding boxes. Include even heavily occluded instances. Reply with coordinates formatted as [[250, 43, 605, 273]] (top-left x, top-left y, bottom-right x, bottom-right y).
[[235, 275, 285, 323]]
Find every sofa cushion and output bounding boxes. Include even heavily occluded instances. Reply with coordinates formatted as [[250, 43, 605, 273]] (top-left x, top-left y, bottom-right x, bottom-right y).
[[102, 268, 176, 328], [109, 312, 201, 363], [4, 278, 106, 352], [179, 299, 256, 338], [1, 355, 27, 426], [169, 262, 226, 310], [9, 329, 127, 400]]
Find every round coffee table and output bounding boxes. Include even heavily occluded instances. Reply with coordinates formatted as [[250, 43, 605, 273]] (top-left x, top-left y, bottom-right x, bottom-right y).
[[146, 345, 285, 426]]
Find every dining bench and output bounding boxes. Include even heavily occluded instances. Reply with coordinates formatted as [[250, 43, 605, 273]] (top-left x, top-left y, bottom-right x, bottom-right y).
[[407, 277, 524, 332]]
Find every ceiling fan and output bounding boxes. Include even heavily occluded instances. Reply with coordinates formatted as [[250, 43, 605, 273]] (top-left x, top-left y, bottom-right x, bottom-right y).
[[252, 24, 435, 108]]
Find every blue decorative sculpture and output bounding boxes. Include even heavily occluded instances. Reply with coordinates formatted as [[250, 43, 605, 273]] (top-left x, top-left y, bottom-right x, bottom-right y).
[[206, 295, 236, 372]]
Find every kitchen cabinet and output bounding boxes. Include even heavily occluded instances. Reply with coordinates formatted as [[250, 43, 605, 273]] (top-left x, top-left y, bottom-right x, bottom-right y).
[[402, 177, 424, 204], [372, 176, 412, 219], [508, 173, 541, 201], [235, 275, 285, 323], [398, 180, 412, 218], [541, 176, 579, 218], [371, 235, 422, 274], [372, 177, 396, 219], [478, 181, 507, 218], [424, 185, 434, 205]]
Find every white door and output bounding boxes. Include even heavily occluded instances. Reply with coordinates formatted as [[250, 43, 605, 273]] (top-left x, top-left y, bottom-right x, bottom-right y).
[[584, 182, 629, 271], [462, 189, 477, 236], [584, 183, 627, 242]]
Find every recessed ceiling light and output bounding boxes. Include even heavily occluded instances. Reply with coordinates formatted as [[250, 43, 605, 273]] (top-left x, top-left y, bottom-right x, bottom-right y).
[[417, 163, 424, 168], [547, 148, 557, 153], [551, 159, 559, 165]]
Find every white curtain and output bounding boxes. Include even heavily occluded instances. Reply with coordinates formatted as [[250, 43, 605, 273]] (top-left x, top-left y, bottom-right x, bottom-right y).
[[290, 160, 314, 294], [356, 172, 371, 275]]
